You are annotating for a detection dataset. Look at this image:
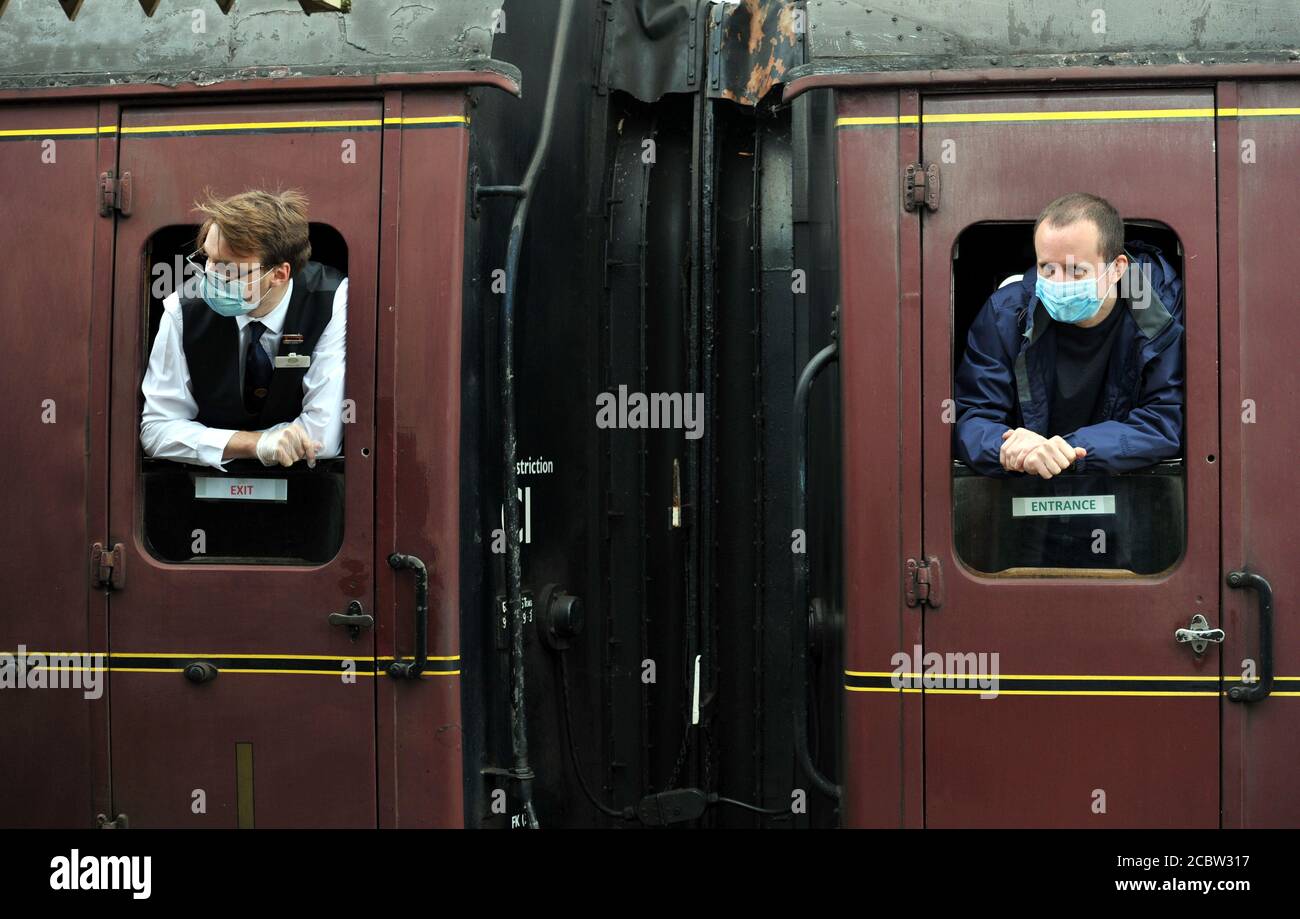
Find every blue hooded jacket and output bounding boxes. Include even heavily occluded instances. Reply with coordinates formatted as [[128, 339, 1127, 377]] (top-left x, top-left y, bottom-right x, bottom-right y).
[[953, 240, 1185, 476]]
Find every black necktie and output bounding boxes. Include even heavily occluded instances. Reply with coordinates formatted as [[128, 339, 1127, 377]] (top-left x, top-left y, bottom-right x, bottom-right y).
[[244, 321, 273, 413]]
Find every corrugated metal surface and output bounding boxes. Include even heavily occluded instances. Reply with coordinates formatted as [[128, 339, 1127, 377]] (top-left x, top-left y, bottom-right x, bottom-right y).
[[0, 0, 512, 88]]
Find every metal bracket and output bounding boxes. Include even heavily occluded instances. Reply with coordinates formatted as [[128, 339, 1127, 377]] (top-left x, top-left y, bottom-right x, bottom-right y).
[[903, 162, 940, 212], [469, 163, 481, 219], [707, 1, 724, 91], [90, 542, 125, 591], [904, 556, 943, 608], [98, 171, 132, 217]]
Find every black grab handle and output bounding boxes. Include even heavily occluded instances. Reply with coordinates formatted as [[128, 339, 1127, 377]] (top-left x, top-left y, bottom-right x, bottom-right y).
[[388, 553, 429, 679], [792, 341, 841, 802], [1226, 569, 1273, 703]]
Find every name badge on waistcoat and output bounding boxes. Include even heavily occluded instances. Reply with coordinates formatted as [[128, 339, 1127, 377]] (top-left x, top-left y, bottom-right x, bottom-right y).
[[274, 333, 311, 368]]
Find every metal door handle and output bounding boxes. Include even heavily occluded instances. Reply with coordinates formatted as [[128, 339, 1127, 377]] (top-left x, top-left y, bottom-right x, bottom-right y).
[[1226, 569, 1273, 703], [388, 552, 429, 679]]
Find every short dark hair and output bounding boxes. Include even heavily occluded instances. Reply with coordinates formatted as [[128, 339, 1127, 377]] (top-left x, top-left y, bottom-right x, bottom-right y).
[[1034, 192, 1125, 263]]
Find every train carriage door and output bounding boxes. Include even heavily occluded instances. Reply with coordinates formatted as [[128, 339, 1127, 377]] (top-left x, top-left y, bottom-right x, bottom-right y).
[[0, 103, 108, 826], [105, 101, 381, 827], [919, 90, 1220, 826], [1220, 81, 1300, 828]]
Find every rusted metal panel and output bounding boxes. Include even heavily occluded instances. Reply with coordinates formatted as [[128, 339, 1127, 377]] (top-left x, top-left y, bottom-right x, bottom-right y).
[[602, 0, 807, 106], [708, 0, 805, 105], [0, 0, 513, 90]]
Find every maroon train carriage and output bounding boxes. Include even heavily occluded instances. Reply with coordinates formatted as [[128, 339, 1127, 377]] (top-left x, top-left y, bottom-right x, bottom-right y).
[[788, 0, 1300, 827], [2, 0, 1299, 831], [0, 0, 519, 828]]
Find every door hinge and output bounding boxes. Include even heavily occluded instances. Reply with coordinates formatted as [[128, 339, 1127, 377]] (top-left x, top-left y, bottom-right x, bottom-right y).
[[904, 556, 943, 608], [98, 170, 132, 217], [902, 162, 940, 213], [90, 542, 125, 591]]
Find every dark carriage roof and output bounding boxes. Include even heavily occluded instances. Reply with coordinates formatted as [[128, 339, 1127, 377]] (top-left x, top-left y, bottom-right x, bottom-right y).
[[0, 0, 519, 92], [797, 0, 1300, 79]]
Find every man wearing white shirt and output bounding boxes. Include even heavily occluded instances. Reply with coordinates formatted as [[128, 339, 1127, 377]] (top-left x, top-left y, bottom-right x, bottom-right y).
[[140, 189, 347, 470]]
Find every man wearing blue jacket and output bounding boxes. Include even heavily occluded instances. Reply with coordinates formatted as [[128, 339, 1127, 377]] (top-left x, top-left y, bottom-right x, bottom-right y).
[[954, 193, 1185, 479]]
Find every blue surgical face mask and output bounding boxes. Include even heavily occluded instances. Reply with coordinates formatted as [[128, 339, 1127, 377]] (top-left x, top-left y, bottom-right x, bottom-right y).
[[1035, 259, 1118, 324], [199, 267, 272, 318]]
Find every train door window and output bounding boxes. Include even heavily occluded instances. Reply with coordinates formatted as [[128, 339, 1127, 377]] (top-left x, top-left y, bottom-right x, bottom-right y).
[[950, 220, 1186, 576], [139, 224, 350, 565]]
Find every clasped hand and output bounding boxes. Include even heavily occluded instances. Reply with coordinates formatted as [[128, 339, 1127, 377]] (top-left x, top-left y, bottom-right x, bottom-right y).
[[256, 424, 323, 468], [999, 428, 1086, 479]]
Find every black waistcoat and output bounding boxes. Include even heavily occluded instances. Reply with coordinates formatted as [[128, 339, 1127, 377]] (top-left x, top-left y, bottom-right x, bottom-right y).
[[180, 260, 342, 431]]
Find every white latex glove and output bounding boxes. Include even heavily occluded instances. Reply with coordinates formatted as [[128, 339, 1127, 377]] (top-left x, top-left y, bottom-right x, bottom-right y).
[[256, 425, 322, 468]]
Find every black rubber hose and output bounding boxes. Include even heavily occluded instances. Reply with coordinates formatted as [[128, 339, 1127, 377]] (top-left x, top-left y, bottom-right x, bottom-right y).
[[495, 0, 578, 830], [558, 653, 637, 822]]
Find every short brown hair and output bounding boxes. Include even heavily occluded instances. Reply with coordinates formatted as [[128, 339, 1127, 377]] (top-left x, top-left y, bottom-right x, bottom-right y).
[[1034, 192, 1125, 263], [193, 188, 312, 276]]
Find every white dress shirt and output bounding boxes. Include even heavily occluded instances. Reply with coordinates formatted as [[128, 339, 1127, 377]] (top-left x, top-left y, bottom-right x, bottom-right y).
[[140, 275, 349, 471]]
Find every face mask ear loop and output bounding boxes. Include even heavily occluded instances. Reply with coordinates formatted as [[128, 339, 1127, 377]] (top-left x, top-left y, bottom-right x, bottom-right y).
[[1098, 258, 1119, 303], [240, 267, 276, 310]]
